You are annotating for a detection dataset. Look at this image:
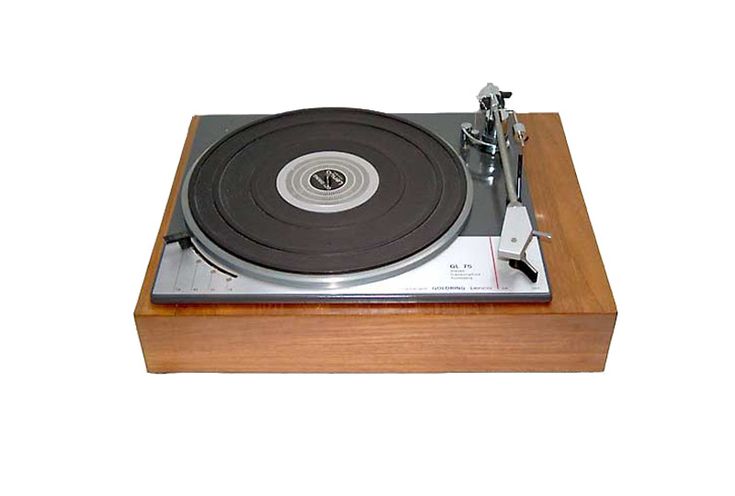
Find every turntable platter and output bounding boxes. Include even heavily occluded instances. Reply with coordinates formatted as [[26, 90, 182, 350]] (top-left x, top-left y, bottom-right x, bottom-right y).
[[182, 108, 471, 285]]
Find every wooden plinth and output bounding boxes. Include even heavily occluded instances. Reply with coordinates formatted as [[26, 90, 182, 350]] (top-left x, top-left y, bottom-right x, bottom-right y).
[[134, 113, 616, 373]]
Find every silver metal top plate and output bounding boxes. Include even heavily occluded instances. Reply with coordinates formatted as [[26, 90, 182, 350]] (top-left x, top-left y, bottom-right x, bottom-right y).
[[152, 235, 550, 303]]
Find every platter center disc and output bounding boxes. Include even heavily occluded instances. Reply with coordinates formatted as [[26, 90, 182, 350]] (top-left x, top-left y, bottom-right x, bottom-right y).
[[275, 150, 379, 213], [309, 169, 346, 191]]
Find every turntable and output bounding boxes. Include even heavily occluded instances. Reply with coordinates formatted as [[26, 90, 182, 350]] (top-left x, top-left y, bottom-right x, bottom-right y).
[[134, 84, 617, 372]]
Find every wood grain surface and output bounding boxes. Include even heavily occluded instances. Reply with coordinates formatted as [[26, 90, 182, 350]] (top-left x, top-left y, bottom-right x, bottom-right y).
[[134, 113, 617, 372]]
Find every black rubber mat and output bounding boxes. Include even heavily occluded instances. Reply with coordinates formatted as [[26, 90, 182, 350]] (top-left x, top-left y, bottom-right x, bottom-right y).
[[186, 108, 468, 274]]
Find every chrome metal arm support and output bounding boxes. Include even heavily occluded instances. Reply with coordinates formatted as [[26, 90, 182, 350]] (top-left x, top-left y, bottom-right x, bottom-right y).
[[460, 122, 496, 149]]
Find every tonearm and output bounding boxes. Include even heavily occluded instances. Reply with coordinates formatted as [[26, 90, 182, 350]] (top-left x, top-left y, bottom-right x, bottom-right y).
[[461, 83, 551, 282]]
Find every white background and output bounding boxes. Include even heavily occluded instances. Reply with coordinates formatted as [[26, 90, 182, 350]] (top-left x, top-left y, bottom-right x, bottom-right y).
[[1, 1, 733, 494]]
